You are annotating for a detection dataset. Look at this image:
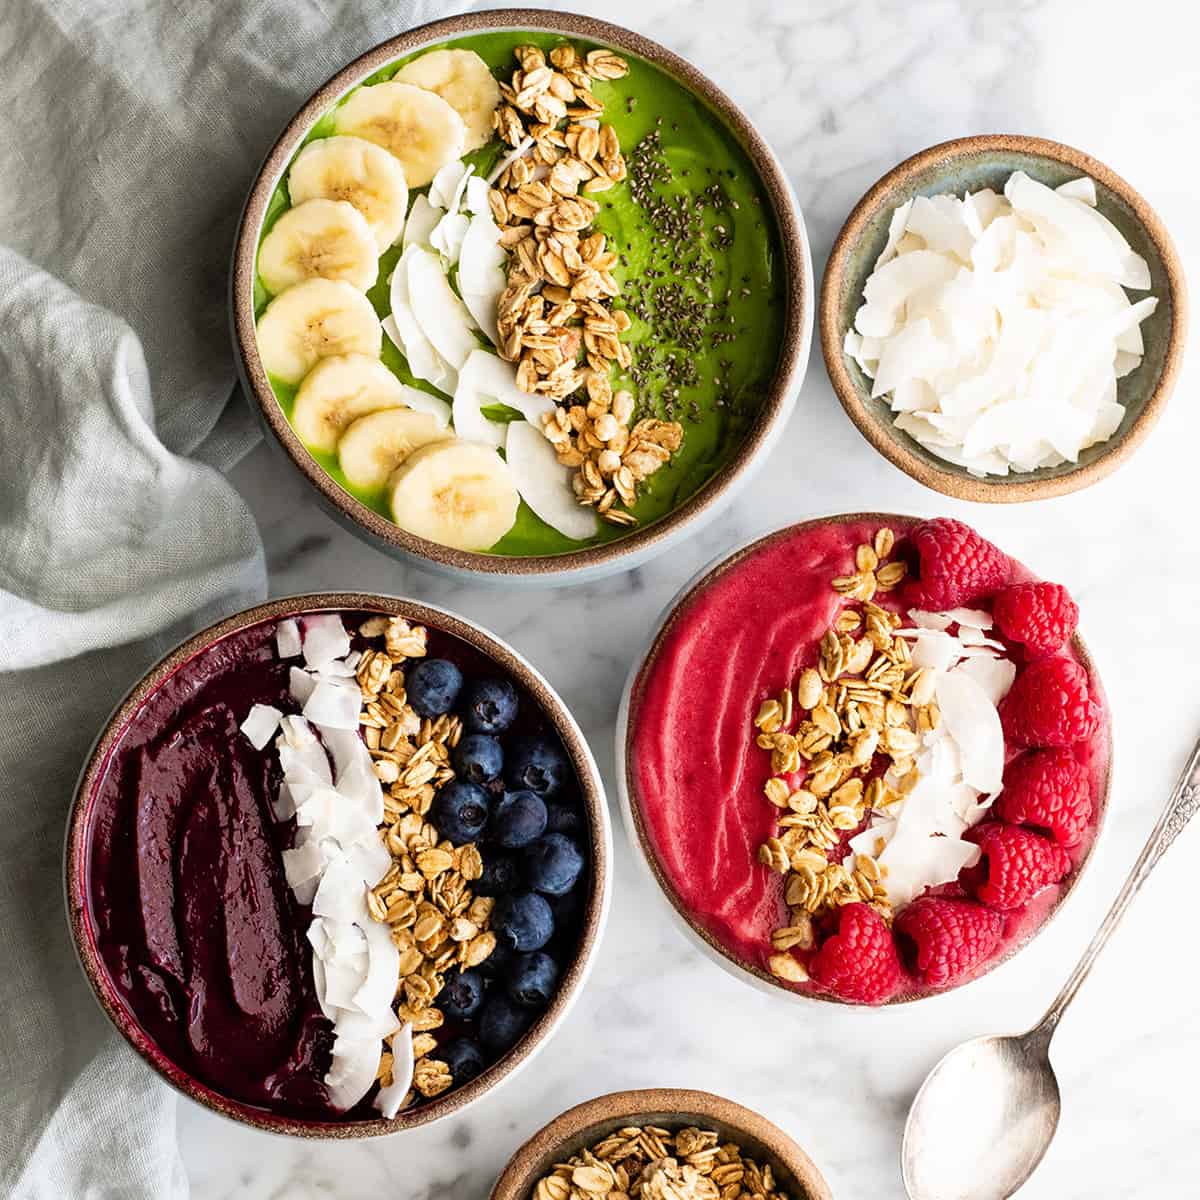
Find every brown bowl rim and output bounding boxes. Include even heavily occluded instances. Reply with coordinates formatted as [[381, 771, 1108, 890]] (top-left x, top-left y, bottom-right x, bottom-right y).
[[230, 7, 810, 577], [620, 511, 1113, 1005], [64, 592, 610, 1138], [819, 133, 1189, 503], [488, 1087, 833, 1200]]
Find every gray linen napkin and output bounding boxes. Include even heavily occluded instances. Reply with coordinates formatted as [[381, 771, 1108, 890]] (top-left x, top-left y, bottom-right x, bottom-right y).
[[0, 0, 449, 1193]]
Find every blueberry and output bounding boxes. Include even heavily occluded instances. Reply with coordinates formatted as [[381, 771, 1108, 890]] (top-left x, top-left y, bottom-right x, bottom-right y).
[[523, 833, 585, 896], [546, 802, 584, 837], [441, 1037, 486, 1085], [452, 733, 503, 785], [546, 887, 584, 938], [479, 993, 536, 1053], [460, 677, 519, 734], [430, 781, 490, 843], [493, 891, 554, 951], [475, 852, 521, 897], [476, 937, 513, 979], [439, 968, 485, 1020], [490, 790, 548, 849], [406, 658, 463, 717], [505, 951, 559, 1008], [504, 735, 569, 797]]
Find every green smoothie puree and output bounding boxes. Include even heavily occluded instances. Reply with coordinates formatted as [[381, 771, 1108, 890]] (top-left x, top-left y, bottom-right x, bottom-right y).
[[254, 31, 788, 556]]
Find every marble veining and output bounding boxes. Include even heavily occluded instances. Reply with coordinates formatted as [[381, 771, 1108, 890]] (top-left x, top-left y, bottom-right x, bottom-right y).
[[184, 0, 1200, 1195]]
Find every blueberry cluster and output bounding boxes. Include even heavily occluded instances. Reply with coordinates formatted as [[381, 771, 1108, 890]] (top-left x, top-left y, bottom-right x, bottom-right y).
[[405, 659, 588, 1090]]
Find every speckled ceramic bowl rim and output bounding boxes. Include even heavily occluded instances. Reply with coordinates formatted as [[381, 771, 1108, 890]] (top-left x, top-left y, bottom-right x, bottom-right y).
[[819, 134, 1188, 502], [231, 8, 811, 579], [64, 592, 612, 1139], [615, 512, 1113, 1008], [489, 1088, 833, 1200]]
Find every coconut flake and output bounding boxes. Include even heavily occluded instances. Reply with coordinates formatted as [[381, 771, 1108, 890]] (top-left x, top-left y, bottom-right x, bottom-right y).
[[239, 703, 282, 750], [428, 161, 470, 210], [487, 135, 534, 186], [375, 1024, 415, 1118], [879, 830, 981, 907], [385, 279, 458, 396], [302, 614, 351, 670], [955, 654, 1017, 707], [282, 838, 326, 889], [392, 382, 451, 427], [506, 420, 599, 541], [430, 211, 471, 264], [936, 667, 1004, 795], [406, 245, 479, 368], [403, 194, 443, 251], [302, 679, 362, 731], [452, 349, 557, 448], [325, 1030, 382, 1112], [275, 618, 302, 658], [458, 214, 508, 343], [353, 908, 402, 1016], [312, 854, 369, 923]]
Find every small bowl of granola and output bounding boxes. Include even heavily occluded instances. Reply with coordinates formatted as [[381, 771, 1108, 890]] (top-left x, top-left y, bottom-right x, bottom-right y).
[[66, 594, 610, 1136], [490, 1088, 833, 1200], [617, 513, 1111, 1005], [231, 10, 811, 583]]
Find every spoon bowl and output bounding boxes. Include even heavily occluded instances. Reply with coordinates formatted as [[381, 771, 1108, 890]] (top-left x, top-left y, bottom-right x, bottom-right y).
[[903, 1030, 1061, 1200]]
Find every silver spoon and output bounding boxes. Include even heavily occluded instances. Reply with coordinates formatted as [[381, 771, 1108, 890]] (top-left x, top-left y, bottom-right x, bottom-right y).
[[902, 735, 1200, 1200]]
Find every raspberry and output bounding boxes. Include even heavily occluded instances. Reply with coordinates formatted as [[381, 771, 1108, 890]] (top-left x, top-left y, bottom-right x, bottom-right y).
[[995, 749, 1092, 847], [960, 823, 1072, 910], [893, 897, 1005, 989], [993, 581, 1079, 658], [809, 902, 902, 1004], [903, 518, 1010, 610], [1000, 656, 1100, 748]]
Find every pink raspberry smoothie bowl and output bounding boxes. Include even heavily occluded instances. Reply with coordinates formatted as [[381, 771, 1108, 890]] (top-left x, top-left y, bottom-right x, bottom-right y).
[[616, 513, 1111, 1006]]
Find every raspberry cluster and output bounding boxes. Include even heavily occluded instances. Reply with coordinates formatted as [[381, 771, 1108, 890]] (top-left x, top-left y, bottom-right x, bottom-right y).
[[796, 519, 1100, 1004]]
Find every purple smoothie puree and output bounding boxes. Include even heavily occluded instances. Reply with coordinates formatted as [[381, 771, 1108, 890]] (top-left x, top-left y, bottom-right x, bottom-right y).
[[82, 611, 513, 1120]]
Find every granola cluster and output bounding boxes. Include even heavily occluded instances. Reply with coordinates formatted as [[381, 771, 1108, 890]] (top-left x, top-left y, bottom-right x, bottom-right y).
[[355, 615, 495, 1103], [534, 1124, 790, 1200], [750, 528, 945, 984], [490, 43, 683, 526]]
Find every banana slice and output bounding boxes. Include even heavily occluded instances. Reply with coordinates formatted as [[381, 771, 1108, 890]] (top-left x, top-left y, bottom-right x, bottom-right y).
[[337, 407, 445, 491], [392, 49, 501, 153], [257, 278, 382, 385], [287, 135, 409, 252], [388, 440, 518, 551], [333, 81, 466, 189], [292, 354, 405, 453], [258, 199, 378, 295]]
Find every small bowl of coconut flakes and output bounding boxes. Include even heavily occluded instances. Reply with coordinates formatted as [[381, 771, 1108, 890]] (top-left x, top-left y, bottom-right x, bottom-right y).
[[820, 134, 1187, 502]]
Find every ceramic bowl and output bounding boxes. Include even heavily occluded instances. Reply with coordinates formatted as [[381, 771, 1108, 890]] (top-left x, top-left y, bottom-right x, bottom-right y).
[[820, 134, 1187, 502], [490, 1088, 833, 1200], [231, 9, 813, 585], [65, 593, 611, 1138], [615, 512, 1112, 1006]]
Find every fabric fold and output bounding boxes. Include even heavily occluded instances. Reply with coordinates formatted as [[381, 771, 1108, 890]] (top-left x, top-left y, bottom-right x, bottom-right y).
[[0, 0, 452, 1193]]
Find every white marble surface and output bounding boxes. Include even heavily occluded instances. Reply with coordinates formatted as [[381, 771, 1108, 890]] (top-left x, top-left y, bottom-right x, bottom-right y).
[[184, 1, 1200, 1195]]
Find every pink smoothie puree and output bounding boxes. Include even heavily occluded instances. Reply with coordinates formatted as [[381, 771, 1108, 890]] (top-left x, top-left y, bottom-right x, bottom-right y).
[[627, 514, 1110, 1002]]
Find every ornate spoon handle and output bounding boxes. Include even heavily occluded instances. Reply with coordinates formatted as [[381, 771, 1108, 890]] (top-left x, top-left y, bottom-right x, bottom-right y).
[[1034, 736, 1200, 1038]]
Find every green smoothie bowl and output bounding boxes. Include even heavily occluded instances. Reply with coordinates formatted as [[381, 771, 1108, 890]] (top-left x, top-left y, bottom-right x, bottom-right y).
[[231, 9, 812, 583]]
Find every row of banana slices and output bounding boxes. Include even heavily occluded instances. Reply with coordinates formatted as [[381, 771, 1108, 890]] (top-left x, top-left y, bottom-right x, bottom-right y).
[[254, 47, 598, 550]]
